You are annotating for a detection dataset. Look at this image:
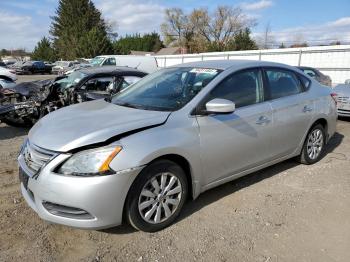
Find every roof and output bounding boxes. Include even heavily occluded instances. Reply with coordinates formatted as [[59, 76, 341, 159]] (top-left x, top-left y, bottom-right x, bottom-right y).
[[130, 50, 155, 56], [79, 65, 145, 75], [156, 47, 182, 55], [174, 60, 299, 71]]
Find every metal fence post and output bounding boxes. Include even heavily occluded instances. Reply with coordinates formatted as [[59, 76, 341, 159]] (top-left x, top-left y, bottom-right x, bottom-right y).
[[164, 57, 167, 68], [298, 50, 302, 66]]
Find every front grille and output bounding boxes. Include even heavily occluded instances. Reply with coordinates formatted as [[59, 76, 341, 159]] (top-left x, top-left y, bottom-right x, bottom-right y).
[[337, 96, 350, 103], [22, 141, 55, 173]]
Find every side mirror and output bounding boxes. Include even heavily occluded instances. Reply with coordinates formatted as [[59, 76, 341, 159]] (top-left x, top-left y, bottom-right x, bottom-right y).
[[205, 98, 235, 114]]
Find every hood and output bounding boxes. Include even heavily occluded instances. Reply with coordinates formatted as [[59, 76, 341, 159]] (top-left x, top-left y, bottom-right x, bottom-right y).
[[4, 79, 52, 97], [334, 84, 350, 96], [29, 99, 170, 152]]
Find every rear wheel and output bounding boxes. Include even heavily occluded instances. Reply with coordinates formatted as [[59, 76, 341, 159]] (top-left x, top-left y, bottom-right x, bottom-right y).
[[126, 160, 188, 232], [298, 124, 326, 164]]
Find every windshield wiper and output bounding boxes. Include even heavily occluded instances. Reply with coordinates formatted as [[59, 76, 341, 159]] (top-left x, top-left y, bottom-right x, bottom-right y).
[[114, 101, 141, 109]]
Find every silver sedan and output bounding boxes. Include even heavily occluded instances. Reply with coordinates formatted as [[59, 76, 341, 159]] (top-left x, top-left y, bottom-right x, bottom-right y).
[[333, 83, 350, 117], [18, 60, 337, 232]]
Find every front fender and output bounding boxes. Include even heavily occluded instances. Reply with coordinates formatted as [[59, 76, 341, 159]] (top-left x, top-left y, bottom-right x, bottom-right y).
[[109, 115, 203, 198]]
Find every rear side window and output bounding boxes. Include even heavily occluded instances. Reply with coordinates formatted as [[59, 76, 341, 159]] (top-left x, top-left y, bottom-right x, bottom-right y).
[[207, 69, 263, 108], [265, 68, 303, 100]]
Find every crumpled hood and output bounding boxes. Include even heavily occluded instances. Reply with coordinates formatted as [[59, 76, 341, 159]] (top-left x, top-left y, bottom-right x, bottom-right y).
[[29, 99, 170, 152], [4, 79, 53, 97]]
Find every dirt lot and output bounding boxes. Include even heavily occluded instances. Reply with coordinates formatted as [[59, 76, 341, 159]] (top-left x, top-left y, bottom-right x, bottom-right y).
[[0, 75, 350, 262]]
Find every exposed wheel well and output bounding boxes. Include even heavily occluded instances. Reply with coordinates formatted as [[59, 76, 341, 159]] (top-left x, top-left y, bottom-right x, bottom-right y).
[[149, 154, 193, 200]]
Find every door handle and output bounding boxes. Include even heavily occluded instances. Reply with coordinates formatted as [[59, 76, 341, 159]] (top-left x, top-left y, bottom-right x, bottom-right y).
[[303, 105, 313, 112], [256, 116, 270, 125]]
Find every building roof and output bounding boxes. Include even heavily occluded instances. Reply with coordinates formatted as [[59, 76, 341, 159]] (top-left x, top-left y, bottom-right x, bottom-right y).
[[156, 47, 182, 56], [130, 50, 155, 56]]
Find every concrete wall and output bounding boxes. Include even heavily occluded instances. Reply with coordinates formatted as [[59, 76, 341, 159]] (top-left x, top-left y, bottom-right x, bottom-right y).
[[155, 45, 350, 85]]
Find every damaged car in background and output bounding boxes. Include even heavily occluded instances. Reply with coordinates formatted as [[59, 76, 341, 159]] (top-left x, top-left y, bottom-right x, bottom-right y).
[[0, 66, 147, 127]]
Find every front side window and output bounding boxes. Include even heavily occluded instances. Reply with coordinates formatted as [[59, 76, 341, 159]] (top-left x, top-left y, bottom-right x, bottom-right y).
[[103, 58, 116, 66], [206, 69, 263, 108], [265, 68, 302, 100], [83, 76, 113, 91], [303, 69, 316, 78], [112, 67, 221, 111]]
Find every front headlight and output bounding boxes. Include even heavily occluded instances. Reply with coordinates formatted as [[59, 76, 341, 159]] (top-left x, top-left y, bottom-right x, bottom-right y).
[[57, 146, 122, 176]]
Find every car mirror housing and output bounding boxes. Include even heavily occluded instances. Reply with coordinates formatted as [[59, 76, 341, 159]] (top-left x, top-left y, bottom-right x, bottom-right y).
[[205, 98, 235, 114]]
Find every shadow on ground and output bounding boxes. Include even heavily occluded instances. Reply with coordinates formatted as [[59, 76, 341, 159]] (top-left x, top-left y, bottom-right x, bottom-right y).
[[0, 124, 29, 140]]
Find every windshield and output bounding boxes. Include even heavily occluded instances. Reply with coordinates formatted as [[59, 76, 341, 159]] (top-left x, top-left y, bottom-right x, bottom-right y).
[[90, 57, 105, 66], [111, 67, 221, 111], [55, 71, 87, 89]]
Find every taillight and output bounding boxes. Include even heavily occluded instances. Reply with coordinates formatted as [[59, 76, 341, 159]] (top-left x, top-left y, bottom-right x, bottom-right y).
[[330, 93, 337, 105]]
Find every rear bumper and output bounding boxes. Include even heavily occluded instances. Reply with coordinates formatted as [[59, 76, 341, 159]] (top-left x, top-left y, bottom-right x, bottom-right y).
[[18, 153, 142, 230]]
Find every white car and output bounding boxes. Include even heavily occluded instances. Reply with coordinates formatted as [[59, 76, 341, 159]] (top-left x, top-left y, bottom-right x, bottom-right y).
[[90, 55, 158, 73], [0, 66, 17, 82]]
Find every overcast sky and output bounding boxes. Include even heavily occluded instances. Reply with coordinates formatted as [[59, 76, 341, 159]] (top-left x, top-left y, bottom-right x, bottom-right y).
[[0, 0, 349, 51]]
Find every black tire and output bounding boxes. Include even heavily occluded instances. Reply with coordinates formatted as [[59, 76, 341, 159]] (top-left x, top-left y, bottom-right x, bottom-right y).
[[298, 124, 326, 165], [125, 160, 188, 232]]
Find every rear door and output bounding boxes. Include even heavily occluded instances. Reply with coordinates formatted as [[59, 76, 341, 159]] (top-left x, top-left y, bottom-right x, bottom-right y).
[[264, 67, 314, 158], [196, 68, 274, 185]]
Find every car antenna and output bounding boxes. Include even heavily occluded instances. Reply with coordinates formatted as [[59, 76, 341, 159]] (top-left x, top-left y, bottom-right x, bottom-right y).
[[134, 62, 141, 69]]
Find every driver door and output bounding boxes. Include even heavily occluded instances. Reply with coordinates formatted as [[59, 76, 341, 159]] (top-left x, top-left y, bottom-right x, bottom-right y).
[[196, 68, 273, 185]]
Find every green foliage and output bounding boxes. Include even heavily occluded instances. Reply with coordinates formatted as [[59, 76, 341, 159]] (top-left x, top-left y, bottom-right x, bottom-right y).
[[114, 33, 164, 55], [50, 0, 113, 60], [31, 37, 56, 62], [231, 28, 258, 51], [206, 28, 257, 52]]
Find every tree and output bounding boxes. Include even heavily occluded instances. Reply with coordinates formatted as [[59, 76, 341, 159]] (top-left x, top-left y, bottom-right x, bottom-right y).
[[114, 33, 164, 55], [31, 37, 56, 61], [231, 28, 257, 51], [50, 0, 113, 60], [161, 8, 195, 52], [161, 6, 256, 53]]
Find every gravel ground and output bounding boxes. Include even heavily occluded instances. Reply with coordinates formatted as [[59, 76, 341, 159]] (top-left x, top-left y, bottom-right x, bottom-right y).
[[0, 75, 349, 262]]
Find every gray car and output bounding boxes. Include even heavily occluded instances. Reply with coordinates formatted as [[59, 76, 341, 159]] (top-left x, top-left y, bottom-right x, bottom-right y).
[[18, 60, 337, 232], [333, 83, 350, 117]]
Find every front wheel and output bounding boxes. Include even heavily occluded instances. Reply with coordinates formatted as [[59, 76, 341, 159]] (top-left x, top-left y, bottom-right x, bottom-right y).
[[298, 124, 326, 164], [125, 160, 188, 232]]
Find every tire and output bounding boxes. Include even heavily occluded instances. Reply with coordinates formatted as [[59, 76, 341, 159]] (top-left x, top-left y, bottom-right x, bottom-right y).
[[125, 160, 188, 232], [298, 124, 326, 164]]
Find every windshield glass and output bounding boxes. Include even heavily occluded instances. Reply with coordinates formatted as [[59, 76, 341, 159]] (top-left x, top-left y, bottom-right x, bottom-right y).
[[55, 71, 87, 88], [111, 67, 221, 111], [90, 57, 105, 66]]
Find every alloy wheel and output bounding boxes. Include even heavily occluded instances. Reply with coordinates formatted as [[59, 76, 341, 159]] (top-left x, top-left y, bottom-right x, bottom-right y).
[[138, 172, 182, 224], [306, 129, 324, 160]]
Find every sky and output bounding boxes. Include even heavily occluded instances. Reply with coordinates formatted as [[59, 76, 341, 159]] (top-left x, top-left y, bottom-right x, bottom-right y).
[[0, 0, 349, 51]]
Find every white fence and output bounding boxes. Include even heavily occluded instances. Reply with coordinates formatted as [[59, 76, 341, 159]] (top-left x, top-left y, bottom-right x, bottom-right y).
[[155, 45, 350, 85]]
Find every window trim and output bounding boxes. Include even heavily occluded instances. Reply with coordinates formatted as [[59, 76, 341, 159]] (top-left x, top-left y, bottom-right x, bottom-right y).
[[192, 67, 265, 115], [262, 66, 306, 101]]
